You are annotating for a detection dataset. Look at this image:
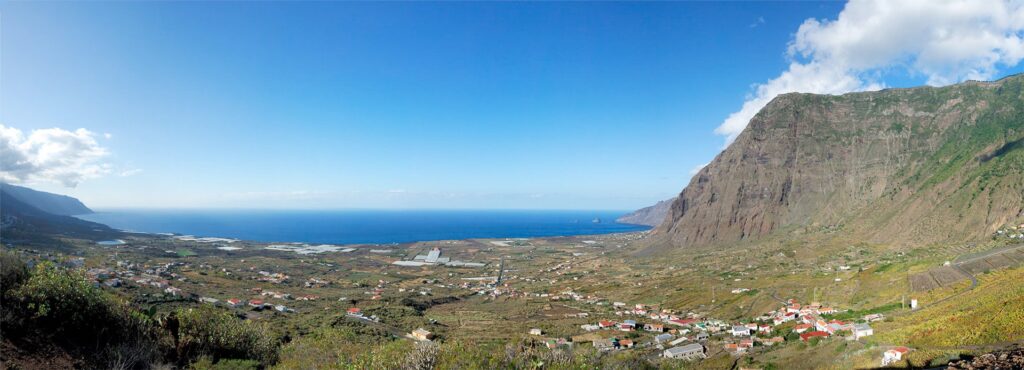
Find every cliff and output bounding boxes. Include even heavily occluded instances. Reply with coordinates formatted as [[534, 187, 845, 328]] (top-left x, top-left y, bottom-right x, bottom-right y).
[[0, 183, 93, 215], [1, 184, 115, 243], [617, 198, 675, 227], [655, 75, 1024, 248]]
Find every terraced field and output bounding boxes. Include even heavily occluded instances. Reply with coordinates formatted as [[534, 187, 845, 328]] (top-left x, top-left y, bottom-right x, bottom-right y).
[[909, 244, 1024, 291]]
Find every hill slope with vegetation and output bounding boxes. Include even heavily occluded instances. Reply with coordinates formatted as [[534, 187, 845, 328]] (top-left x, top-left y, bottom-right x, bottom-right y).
[[1, 183, 93, 216], [1, 186, 118, 246]]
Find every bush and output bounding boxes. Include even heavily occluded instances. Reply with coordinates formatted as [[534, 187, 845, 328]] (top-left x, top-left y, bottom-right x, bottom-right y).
[[5, 260, 160, 368], [0, 250, 30, 331], [275, 326, 416, 369], [190, 356, 261, 370], [175, 307, 279, 367], [0, 249, 29, 291]]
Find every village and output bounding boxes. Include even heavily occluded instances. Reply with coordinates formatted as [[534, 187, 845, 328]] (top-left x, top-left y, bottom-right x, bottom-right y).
[[8, 224, 988, 369]]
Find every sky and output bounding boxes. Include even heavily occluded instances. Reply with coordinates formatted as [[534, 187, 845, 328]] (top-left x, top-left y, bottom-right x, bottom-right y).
[[2, 1, 1024, 210]]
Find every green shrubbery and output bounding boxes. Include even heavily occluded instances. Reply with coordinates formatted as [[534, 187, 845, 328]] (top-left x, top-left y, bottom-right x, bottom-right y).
[[175, 307, 279, 366], [274, 331, 667, 370], [0, 250, 279, 369], [1, 253, 161, 369]]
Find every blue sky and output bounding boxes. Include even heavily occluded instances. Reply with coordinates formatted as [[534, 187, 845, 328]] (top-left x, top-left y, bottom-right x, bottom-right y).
[[3, 1, 1023, 210]]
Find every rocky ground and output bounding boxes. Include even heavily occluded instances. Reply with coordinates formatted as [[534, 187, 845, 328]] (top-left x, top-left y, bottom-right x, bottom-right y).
[[946, 347, 1024, 370]]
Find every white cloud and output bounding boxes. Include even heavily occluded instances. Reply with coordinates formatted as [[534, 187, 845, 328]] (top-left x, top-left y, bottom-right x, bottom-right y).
[[716, 0, 1024, 145], [0, 124, 112, 187], [749, 16, 766, 28], [119, 168, 143, 177]]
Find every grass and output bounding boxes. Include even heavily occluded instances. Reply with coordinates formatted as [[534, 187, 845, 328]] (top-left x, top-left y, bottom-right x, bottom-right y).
[[873, 266, 1024, 348], [821, 302, 902, 321]]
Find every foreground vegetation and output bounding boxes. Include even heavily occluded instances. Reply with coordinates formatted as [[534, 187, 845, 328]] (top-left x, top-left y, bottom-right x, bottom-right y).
[[0, 250, 276, 369]]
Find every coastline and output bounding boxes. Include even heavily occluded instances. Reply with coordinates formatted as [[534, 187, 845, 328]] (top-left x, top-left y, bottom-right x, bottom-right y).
[[79, 209, 651, 246]]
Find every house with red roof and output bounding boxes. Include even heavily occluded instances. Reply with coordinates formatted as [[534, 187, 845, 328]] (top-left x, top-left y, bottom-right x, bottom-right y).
[[800, 331, 830, 342], [669, 318, 698, 326], [882, 346, 910, 366]]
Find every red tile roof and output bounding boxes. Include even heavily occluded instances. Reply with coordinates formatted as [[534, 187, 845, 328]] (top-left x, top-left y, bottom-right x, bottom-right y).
[[670, 318, 698, 325], [800, 331, 830, 341]]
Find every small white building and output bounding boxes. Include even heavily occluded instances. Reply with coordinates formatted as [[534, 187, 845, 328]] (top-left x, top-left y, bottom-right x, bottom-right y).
[[882, 347, 910, 366], [529, 328, 543, 336], [853, 323, 874, 339], [731, 325, 751, 337], [663, 343, 706, 360]]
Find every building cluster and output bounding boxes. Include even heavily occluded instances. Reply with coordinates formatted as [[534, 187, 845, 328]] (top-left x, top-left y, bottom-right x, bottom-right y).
[[714, 298, 879, 355], [577, 302, 719, 361], [81, 258, 192, 297], [994, 224, 1024, 240], [255, 270, 289, 284], [582, 298, 883, 358]]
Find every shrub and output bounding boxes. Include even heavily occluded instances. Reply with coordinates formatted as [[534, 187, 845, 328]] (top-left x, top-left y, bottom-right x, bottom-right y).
[[190, 356, 261, 370], [174, 307, 279, 367], [0, 249, 29, 292], [5, 261, 160, 368]]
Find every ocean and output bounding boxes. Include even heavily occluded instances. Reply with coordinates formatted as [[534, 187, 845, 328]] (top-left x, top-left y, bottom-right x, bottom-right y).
[[77, 209, 649, 245]]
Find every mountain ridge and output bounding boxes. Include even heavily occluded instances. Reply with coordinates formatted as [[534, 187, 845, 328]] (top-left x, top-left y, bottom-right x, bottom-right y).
[[616, 197, 675, 227], [0, 183, 93, 216], [652, 74, 1024, 248], [0, 184, 116, 244]]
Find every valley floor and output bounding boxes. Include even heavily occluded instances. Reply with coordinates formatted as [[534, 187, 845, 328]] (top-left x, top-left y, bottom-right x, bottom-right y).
[[2, 227, 1023, 369]]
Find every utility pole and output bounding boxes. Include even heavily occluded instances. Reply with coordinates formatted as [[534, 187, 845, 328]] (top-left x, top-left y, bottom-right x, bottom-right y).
[[496, 256, 506, 285]]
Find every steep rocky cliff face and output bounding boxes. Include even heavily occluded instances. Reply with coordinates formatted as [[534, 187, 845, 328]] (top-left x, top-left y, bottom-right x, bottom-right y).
[[617, 197, 675, 227], [655, 75, 1024, 248]]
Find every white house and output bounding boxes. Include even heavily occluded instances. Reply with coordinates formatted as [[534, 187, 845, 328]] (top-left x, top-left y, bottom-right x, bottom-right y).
[[663, 343, 706, 360], [731, 325, 751, 337], [882, 347, 910, 366], [853, 323, 874, 339]]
